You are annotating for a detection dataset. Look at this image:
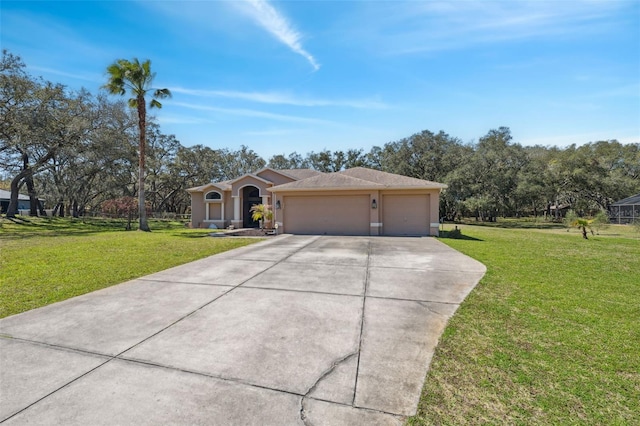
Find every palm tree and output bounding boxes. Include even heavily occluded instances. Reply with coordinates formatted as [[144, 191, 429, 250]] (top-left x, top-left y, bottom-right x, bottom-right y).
[[564, 209, 594, 239], [250, 204, 273, 229], [103, 58, 171, 231]]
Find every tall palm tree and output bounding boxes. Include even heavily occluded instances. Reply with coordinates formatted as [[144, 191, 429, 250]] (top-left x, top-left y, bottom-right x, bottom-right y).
[[103, 58, 171, 231]]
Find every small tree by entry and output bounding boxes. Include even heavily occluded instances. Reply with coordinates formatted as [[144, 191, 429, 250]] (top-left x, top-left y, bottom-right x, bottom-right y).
[[250, 204, 273, 229]]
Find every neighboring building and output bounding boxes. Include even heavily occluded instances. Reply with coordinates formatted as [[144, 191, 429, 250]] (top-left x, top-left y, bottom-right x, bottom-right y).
[[187, 167, 447, 236], [609, 193, 640, 224], [0, 189, 44, 214], [548, 203, 571, 218]]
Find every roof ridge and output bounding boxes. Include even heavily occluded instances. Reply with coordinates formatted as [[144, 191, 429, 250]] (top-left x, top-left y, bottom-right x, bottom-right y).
[[338, 167, 447, 187]]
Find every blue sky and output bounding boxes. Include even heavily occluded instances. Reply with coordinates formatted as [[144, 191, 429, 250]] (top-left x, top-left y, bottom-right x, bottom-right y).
[[2, 0, 639, 159]]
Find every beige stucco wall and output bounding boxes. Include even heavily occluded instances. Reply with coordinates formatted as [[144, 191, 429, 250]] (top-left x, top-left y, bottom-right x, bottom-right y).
[[231, 176, 271, 197], [190, 187, 235, 229], [190, 192, 205, 228], [430, 189, 441, 236], [256, 169, 296, 186]]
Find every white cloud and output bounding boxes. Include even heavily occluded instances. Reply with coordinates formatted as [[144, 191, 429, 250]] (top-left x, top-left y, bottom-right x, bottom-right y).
[[172, 101, 333, 125], [170, 87, 387, 109], [157, 114, 214, 125], [348, 0, 631, 55], [30, 66, 102, 84], [236, 0, 320, 71]]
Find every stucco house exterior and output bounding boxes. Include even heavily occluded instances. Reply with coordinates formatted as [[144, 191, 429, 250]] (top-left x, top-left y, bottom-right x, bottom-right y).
[[187, 167, 447, 236]]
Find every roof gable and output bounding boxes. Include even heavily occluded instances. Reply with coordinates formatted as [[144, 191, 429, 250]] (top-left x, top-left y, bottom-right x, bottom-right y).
[[187, 169, 323, 194], [186, 181, 231, 193], [230, 173, 272, 186]]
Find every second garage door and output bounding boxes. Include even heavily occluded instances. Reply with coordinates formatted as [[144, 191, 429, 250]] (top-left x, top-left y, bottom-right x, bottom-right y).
[[283, 195, 370, 235], [382, 194, 430, 236]]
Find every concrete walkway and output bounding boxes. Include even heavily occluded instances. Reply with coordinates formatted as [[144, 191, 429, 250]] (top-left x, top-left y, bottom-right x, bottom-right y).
[[0, 235, 485, 425]]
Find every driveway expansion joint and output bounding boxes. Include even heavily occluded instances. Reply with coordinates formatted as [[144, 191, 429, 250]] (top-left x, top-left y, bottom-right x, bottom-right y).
[[117, 236, 322, 361], [239, 284, 363, 298], [136, 278, 236, 288], [0, 348, 114, 423], [110, 356, 306, 398], [0, 335, 111, 360], [352, 240, 372, 406], [416, 300, 457, 317]]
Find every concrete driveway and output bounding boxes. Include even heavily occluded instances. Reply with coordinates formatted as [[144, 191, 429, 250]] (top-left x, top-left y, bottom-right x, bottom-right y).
[[0, 235, 485, 425]]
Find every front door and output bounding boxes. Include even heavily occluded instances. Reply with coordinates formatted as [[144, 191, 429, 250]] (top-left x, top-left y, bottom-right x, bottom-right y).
[[243, 186, 261, 228]]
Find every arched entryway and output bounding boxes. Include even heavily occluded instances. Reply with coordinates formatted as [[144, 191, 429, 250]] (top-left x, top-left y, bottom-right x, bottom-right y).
[[242, 186, 261, 228]]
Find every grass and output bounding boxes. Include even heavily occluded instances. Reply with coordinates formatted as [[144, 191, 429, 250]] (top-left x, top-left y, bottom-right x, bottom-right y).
[[408, 223, 640, 425], [0, 216, 261, 318], [3, 216, 638, 423]]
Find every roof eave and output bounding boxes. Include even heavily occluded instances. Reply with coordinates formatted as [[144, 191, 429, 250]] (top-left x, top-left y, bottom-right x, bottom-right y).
[[229, 173, 273, 186], [269, 184, 447, 192], [186, 182, 230, 193], [268, 185, 383, 192]]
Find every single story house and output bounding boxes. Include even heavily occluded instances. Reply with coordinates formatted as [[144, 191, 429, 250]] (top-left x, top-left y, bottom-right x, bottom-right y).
[[0, 189, 44, 214], [188, 167, 447, 236]]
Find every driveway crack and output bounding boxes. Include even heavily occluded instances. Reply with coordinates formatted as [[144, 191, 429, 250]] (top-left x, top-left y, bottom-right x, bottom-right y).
[[300, 351, 359, 425]]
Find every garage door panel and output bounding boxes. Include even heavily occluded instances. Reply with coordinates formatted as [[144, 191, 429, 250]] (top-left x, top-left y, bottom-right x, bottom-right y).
[[382, 195, 429, 236], [284, 196, 369, 235]]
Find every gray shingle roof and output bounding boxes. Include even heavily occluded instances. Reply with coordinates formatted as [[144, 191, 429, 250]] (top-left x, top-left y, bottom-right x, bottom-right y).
[[268, 172, 385, 191], [339, 167, 447, 188], [276, 169, 325, 180], [611, 193, 640, 206], [0, 189, 31, 200], [187, 167, 446, 193], [269, 167, 447, 192]]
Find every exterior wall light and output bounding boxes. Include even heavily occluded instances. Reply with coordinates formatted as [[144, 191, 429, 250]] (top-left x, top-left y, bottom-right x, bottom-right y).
[[371, 199, 377, 209], [276, 200, 281, 209]]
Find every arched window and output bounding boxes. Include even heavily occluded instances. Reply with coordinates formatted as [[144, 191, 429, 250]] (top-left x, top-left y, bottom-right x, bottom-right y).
[[205, 191, 222, 200]]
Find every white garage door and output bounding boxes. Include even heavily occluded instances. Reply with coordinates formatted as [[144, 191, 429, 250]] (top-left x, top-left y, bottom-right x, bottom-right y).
[[382, 194, 430, 236], [283, 195, 370, 235]]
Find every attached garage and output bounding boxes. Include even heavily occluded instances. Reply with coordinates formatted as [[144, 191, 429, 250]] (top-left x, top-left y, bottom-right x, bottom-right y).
[[283, 195, 370, 235], [269, 168, 447, 237], [382, 194, 430, 236]]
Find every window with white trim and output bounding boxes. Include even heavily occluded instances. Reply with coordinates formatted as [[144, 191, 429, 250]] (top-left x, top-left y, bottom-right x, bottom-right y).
[[205, 191, 222, 200]]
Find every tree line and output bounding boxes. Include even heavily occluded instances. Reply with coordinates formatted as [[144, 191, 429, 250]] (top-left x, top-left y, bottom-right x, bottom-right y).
[[2, 50, 639, 222]]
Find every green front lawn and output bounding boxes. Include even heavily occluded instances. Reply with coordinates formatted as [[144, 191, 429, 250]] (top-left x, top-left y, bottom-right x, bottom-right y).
[[409, 223, 640, 425], [0, 217, 260, 318]]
